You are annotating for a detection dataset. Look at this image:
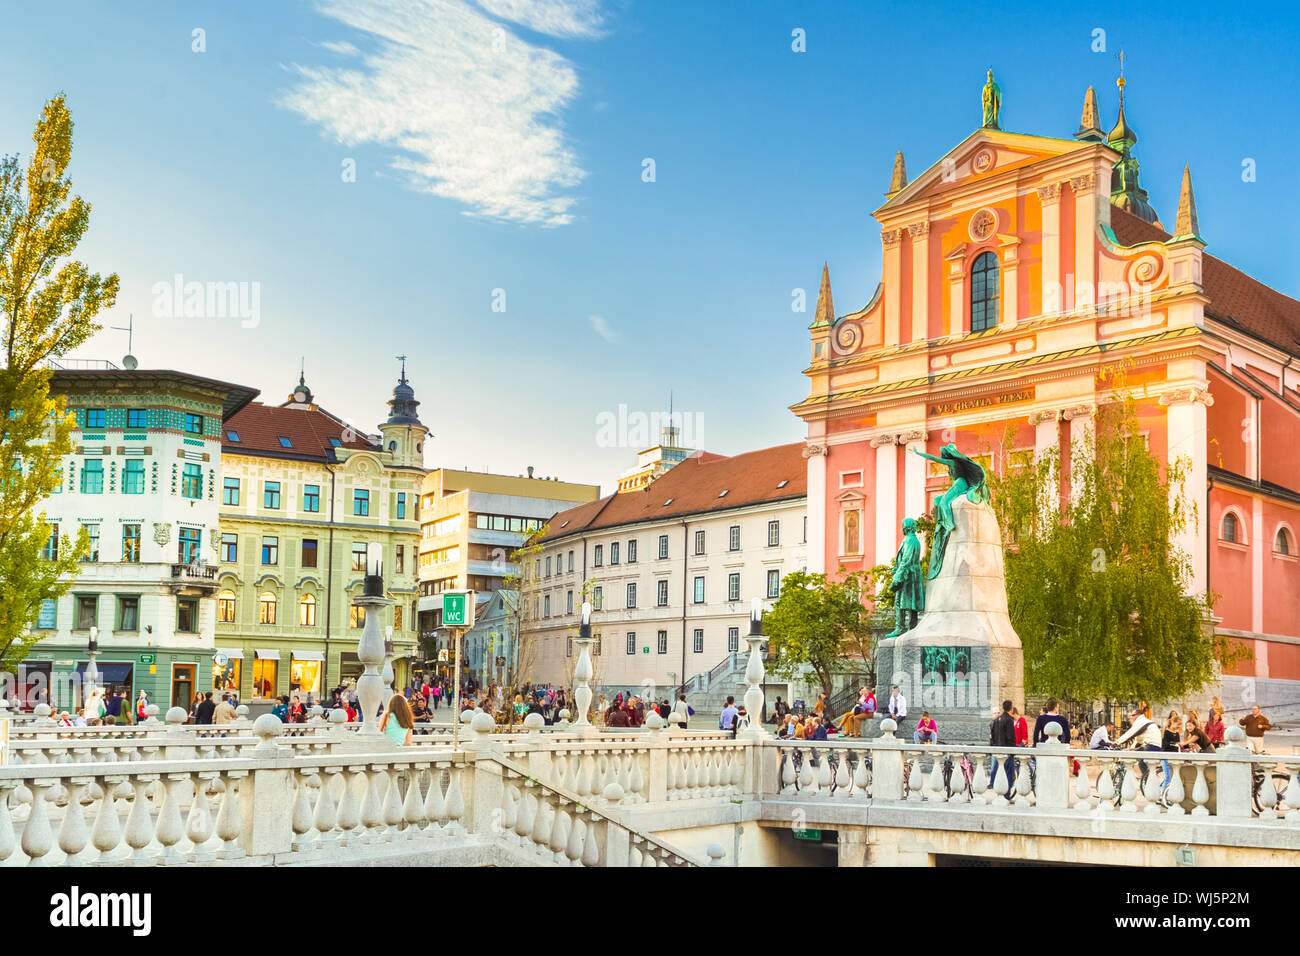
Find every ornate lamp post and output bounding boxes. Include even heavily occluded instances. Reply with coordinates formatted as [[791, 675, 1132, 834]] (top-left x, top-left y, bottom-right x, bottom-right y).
[[742, 598, 767, 737], [354, 543, 391, 736], [382, 625, 395, 699], [85, 626, 100, 705], [572, 602, 595, 731]]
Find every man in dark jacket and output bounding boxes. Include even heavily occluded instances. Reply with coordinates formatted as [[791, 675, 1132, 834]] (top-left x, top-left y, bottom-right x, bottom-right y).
[[1033, 698, 1071, 745], [989, 699, 1016, 792], [194, 691, 217, 725]]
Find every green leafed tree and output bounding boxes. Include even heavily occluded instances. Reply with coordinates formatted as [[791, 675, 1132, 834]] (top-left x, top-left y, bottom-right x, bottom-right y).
[[764, 567, 880, 697], [987, 394, 1226, 705], [1, 95, 119, 671]]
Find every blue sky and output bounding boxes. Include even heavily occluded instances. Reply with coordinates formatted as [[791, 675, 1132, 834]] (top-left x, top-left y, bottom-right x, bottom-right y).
[[3, 0, 1297, 492]]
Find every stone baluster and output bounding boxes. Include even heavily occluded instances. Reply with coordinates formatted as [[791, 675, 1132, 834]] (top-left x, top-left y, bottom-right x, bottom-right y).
[[990, 755, 1010, 808], [549, 802, 571, 864], [382, 768, 404, 840], [187, 772, 218, 862], [423, 766, 447, 833], [90, 774, 125, 862], [665, 749, 680, 798], [852, 749, 871, 797], [1141, 761, 1163, 815], [948, 754, 970, 805], [1119, 757, 1139, 812], [969, 754, 988, 803], [1074, 757, 1095, 812], [579, 751, 597, 801], [360, 767, 386, 843], [1164, 760, 1187, 816], [710, 749, 725, 795], [797, 750, 816, 796], [498, 782, 519, 845], [1255, 762, 1278, 821], [311, 768, 341, 850], [337, 768, 364, 847], [444, 766, 466, 834], [581, 809, 601, 866], [834, 748, 852, 797], [291, 771, 317, 852], [21, 778, 56, 864], [780, 749, 797, 795], [906, 753, 924, 803], [1283, 763, 1300, 823], [514, 786, 536, 847], [628, 752, 646, 803], [686, 751, 701, 796], [531, 791, 553, 858], [565, 811, 586, 866], [124, 775, 158, 863], [926, 753, 945, 803], [403, 767, 427, 839], [1190, 764, 1210, 817], [155, 773, 189, 864], [815, 750, 832, 795], [215, 771, 246, 860], [618, 753, 633, 798], [57, 775, 92, 864]]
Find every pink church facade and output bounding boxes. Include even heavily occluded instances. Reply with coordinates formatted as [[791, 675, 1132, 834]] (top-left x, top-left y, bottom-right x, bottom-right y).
[[791, 85, 1300, 707]]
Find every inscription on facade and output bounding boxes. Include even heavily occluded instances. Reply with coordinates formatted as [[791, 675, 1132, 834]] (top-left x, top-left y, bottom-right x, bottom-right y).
[[928, 388, 1033, 417]]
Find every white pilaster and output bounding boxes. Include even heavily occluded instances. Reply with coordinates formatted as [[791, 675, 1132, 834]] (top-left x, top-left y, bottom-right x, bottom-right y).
[[883, 230, 902, 347], [902, 431, 927, 522], [1162, 388, 1211, 596], [908, 222, 930, 344], [1071, 173, 1098, 303], [1030, 410, 1060, 461], [1038, 184, 1061, 313], [804, 443, 828, 575], [873, 437, 899, 566]]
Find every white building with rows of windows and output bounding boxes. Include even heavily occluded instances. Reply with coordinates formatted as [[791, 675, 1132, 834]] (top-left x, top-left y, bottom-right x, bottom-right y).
[[20, 362, 259, 713], [523, 444, 807, 698]]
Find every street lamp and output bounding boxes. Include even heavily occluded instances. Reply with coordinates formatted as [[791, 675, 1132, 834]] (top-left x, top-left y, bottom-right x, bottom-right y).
[[571, 601, 594, 730], [382, 624, 395, 698], [742, 598, 768, 737], [353, 542, 390, 735], [85, 626, 100, 704]]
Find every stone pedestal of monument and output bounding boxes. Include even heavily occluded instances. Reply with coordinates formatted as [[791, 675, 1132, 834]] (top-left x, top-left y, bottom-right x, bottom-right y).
[[875, 495, 1024, 742]]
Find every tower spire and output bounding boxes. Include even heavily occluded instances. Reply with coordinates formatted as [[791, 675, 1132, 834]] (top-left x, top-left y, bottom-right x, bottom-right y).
[[1174, 164, 1201, 240], [812, 262, 835, 328], [1075, 85, 1104, 142], [887, 150, 907, 196], [1106, 51, 1158, 224]]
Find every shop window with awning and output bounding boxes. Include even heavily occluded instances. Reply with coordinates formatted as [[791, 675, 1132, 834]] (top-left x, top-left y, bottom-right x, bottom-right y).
[[212, 648, 242, 693], [252, 649, 279, 698], [290, 651, 323, 696]]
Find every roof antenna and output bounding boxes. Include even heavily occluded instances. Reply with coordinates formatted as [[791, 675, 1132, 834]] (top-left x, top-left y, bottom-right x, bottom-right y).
[[396, 354, 408, 385], [112, 313, 138, 369]]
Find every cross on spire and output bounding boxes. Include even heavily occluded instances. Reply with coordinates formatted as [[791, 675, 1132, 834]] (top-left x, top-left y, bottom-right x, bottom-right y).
[[396, 354, 408, 384]]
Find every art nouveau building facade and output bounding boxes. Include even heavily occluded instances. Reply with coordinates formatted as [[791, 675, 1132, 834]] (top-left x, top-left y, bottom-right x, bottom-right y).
[[214, 371, 425, 701], [22, 363, 258, 712], [524, 444, 807, 696], [792, 81, 1300, 708]]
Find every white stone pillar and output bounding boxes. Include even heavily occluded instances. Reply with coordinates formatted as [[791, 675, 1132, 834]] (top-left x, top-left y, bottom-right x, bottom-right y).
[[1162, 388, 1211, 596], [945, 249, 965, 338], [804, 443, 828, 574], [1038, 183, 1062, 313], [873, 436, 899, 566], [1062, 405, 1096, 506], [908, 222, 930, 344], [1030, 410, 1060, 461], [902, 431, 927, 522]]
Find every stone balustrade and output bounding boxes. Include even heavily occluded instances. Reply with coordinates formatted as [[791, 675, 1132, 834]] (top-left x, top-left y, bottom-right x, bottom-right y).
[[3, 713, 1295, 866]]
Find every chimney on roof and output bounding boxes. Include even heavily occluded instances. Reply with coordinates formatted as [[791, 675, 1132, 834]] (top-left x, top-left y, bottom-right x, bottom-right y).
[[527, 466, 534, 478]]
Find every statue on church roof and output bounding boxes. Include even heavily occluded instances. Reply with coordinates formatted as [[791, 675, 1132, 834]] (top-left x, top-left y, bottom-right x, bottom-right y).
[[981, 69, 1002, 130], [912, 443, 989, 579]]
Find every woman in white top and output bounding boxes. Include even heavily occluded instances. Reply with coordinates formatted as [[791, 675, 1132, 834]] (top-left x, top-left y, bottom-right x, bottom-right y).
[[82, 689, 104, 723]]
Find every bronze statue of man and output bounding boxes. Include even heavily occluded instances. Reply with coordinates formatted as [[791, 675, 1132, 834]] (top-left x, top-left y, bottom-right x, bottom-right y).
[[982, 69, 1001, 129], [885, 517, 924, 638]]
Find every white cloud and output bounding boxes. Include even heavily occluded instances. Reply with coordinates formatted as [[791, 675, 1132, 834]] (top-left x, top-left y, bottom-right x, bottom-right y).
[[316, 40, 361, 56], [282, 0, 602, 226], [588, 314, 616, 342]]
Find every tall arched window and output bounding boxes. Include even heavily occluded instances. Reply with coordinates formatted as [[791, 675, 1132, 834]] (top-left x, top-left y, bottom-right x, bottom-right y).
[[300, 593, 316, 626], [217, 589, 236, 623], [970, 251, 1000, 331], [258, 592, 277, 625], [1222, 512, 1239, 543], [1276, 527, 1293, 556]]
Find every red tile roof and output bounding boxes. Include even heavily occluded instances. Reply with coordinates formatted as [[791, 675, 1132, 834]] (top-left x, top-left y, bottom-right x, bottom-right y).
[[1110, 206, 1300, 354], [221, 402, 375, 461], [542, 443, 807, 542]]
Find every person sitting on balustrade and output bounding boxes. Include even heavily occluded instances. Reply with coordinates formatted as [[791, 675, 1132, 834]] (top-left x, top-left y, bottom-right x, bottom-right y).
[[914, 712, 938, 744]]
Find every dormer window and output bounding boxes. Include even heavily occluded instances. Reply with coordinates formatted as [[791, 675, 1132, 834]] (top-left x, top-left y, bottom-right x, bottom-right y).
[[970, 250, 1000, 332], [278, 436, 293, 448]]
